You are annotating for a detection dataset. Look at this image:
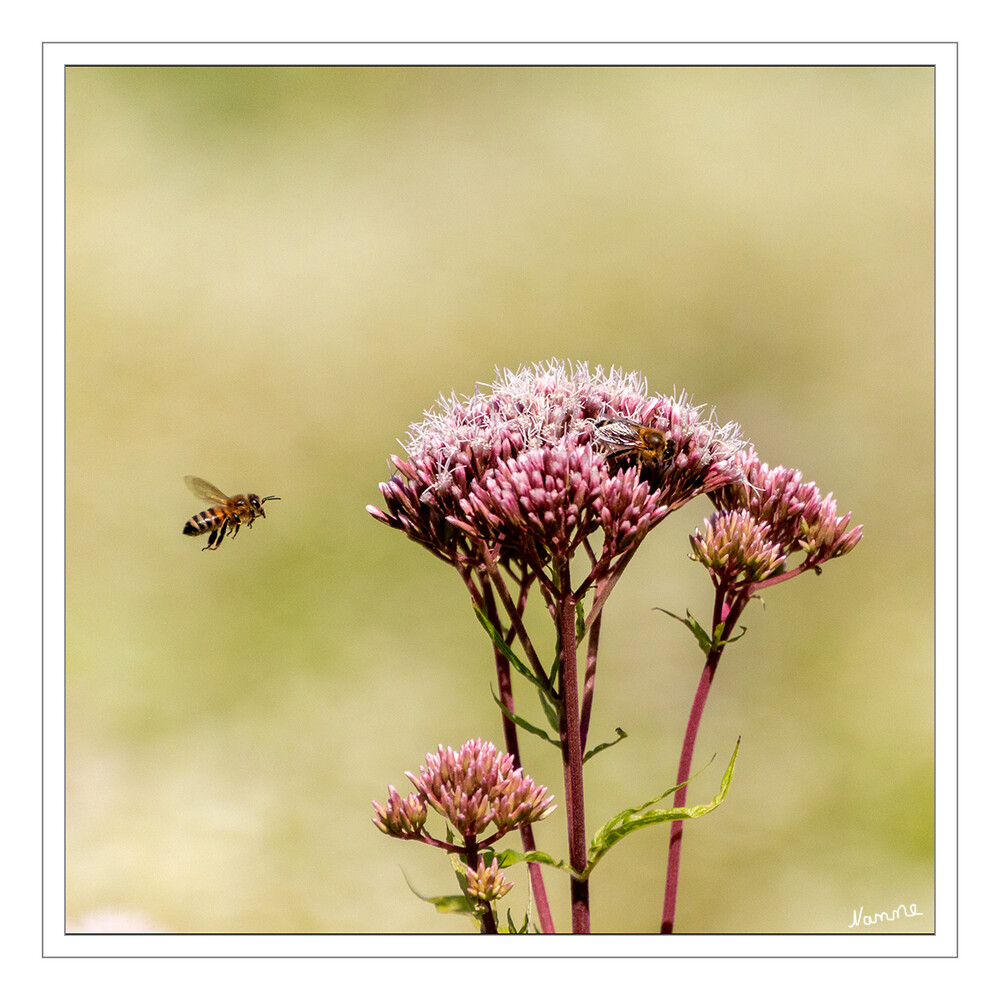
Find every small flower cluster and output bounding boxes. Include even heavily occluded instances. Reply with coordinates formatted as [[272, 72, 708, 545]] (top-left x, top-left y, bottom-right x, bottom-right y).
[[372, 739, 556, 844], [690, 508, 787, 585], [464, 857, 514, 903], [690, 450, 863, 589], [368, 360, 748, 573], [371, 787, 428, 838]]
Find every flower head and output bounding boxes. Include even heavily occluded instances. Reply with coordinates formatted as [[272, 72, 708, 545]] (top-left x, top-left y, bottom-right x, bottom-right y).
[[692, 449, 863, 589], [368, 360, 747, 571], [405, 738, 556, 839]]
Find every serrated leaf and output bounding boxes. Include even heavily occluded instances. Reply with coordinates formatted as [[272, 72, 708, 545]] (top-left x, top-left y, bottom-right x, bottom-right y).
[[586, 738, 741, 874], [483, 736, 741, 885], [490, 686, 561, 749], [582, 727, 628, 764]]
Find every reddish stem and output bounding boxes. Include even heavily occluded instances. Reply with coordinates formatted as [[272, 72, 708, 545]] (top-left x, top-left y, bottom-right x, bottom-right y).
[[479, 578, 556, 934], [579, 610, 602, 753], [659, 654, 718, 933], [557, 586, 590, 933], [660, 589, 747, 933]]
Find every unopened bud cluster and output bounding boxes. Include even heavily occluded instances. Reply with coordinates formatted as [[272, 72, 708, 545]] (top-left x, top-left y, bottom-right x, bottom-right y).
[[691, 449, 862, 587], [690, 508, 787, 585], [371, 786, 428, 838], [373, 739, 556, 843], [464, 857, 514, 902]]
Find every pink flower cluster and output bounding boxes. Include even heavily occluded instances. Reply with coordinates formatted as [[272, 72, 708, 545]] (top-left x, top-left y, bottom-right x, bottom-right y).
[[691, 450, 863, 588], [367, 360, 748, 571], [372, 739, 557, 842], [408, 739, 557, 838]]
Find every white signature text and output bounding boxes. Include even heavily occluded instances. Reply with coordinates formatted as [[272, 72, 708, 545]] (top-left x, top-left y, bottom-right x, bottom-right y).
[[849, 903, 923, 928]]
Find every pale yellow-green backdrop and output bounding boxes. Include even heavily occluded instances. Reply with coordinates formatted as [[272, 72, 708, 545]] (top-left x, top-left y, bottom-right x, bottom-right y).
[[65, 65, 933, 934]]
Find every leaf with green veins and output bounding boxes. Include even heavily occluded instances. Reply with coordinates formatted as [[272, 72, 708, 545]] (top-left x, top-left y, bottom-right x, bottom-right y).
[[494, 741, 742, 882], [586, 738, 741, 873], [493, 848, 581, 877]]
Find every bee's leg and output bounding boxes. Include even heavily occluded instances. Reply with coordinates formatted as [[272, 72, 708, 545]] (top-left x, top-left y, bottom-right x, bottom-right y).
[[203, 528, 218, 551], [230, 519, 241, 540]]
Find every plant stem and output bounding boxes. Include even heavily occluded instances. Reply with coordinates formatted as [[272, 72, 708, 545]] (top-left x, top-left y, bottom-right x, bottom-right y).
[[660, 654, 718, 933], [557, 586, 590, 933], [660, 589, 747, 933], [579, 610, 602, 753], [479, 578, 555, 933]]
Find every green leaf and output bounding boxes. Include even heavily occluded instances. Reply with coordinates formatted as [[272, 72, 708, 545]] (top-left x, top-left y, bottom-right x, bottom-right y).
[[475, 606, 550, 693], [547, 651, 560, 689], [490, 687, 561, 749], [537, 682, 561, 733], [583, 727, 628, 764], [586, 738, 741, 875], [657, 608, 746, 654], [656, 606, 713, 654], [575, 601, 586, 642], [501, 909, 532, 934], [493, 847, 581, 877], [715, 622, 747, 646], [490, 742, 741, 883], [476, 605, 562, 728], [400, 869, 474, 915]]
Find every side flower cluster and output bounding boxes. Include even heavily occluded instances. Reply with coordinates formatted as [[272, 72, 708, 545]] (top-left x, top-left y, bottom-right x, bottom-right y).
[[690, 449, 863, 589]]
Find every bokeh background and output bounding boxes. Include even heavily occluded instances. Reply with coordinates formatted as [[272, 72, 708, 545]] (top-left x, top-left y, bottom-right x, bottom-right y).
[[65, 65, 933, 935]]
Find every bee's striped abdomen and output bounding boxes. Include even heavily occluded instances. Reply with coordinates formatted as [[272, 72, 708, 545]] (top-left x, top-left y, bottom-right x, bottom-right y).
[[183, 507, 226, 536]]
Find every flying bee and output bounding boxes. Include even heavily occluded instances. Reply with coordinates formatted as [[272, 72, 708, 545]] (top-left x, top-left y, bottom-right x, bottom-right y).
[[593, 416, 676, 474], [182, 476, 280, 551]]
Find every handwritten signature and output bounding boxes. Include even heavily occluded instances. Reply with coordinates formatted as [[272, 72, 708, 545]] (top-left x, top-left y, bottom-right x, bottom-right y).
[[849, 903, 923, 928]]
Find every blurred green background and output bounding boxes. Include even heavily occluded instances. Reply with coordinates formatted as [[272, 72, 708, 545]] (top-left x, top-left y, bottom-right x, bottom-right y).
[[65, 65, 933, 934]]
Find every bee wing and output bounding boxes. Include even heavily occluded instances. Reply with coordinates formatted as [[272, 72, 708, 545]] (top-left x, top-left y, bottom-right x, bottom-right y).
[[594, 417, 645, 451], [184, 476, 232, 504]]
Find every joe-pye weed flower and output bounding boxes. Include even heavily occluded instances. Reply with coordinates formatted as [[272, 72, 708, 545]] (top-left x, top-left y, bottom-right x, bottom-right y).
[[368, 360, 861, 933], [372, 739, 554, 933]]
